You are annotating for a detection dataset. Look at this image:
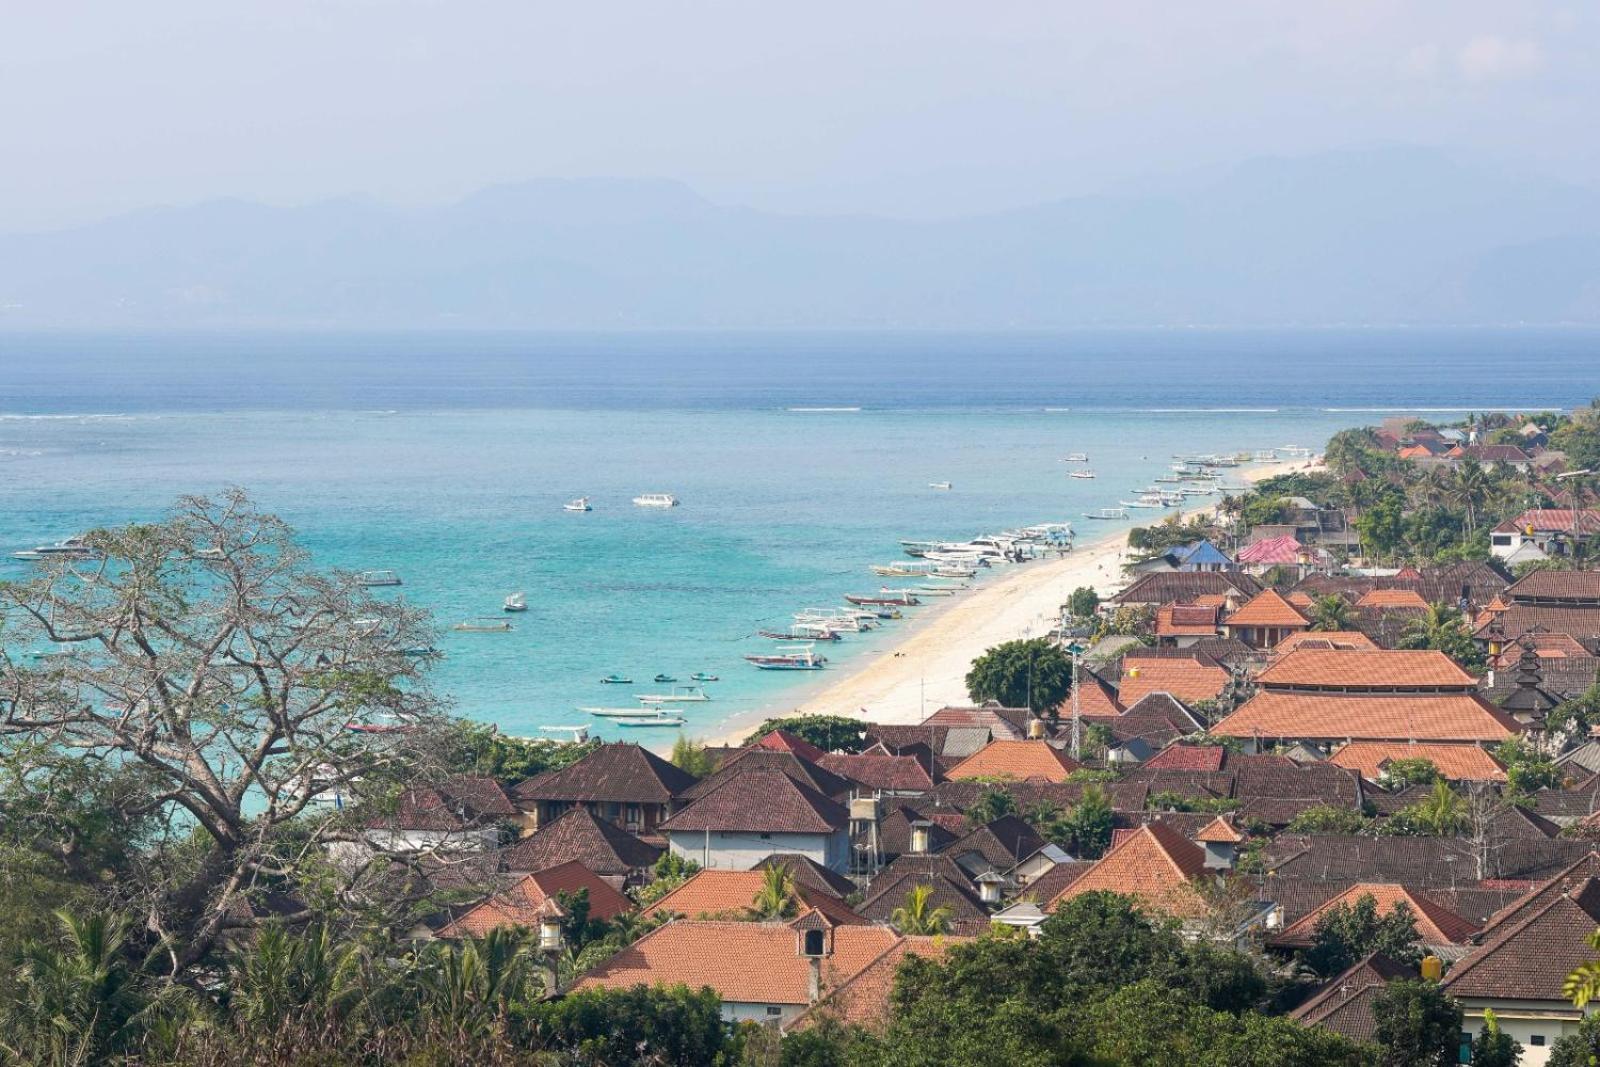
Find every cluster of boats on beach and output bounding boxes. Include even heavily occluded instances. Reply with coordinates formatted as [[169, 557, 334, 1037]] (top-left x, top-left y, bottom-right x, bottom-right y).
[[1082, 452, 1260, 519]]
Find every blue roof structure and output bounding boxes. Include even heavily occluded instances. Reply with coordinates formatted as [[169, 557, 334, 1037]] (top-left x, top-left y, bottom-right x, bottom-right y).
[[1173, 540, 1235, 570]]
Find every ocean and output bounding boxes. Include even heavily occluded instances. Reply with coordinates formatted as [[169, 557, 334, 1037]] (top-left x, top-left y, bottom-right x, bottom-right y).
[[2, 328, 1595, 741]]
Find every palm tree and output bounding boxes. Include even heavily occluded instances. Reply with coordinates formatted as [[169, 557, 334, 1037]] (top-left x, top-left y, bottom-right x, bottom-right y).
[[227, 923, 365, 1031], [417, 928, 541, 1033], [1309, 594, 1355, 632], [1449, 459, 1493, 535], [890, 884, 952, 935], [747, 865, 799, 921], [1, 911, 149, 1066], [1412, 779, 1468, 837]]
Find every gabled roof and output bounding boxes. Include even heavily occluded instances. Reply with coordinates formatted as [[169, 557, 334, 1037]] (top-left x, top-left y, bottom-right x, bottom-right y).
[[751, 729, 830, 762], [1270, 630, 1380, 654], [1255, 649, 1477, 690], [1290, 953, 1414, 1042], [1060, 669, 1123, 718], [1195, 815, 1246, 844], [1048, 822, 1210, 919], [787, 935, 966, 1033], [438, 861, 632, 937], [1354, 588, 1431, 612], [1110, 571, 1262, 606], [1505, 568, 1600, 605], [1237, 535, 1307, 567], [1156, 602, 1223, 637], [1445, 877, 1600, 1001], [1106, 693, 1205, 748], [1495, 509, 1600, 538], [1328, 742, 1507, 784], [755, 853, 860, 899], [1118, 654, 1231, 705], [1226, 588, 1311, 628], [922, 703, 1032, 739], [816, 752, 934, 792], [682, 748, 853, 801], [857, 854, 989, 926], [573, 920, 900, 1006], [1270, 883, 1478, 949], [1174, 540, 1235, 568], [643, 869, 864, 925], [660, 768, 848, 834], [1143, 744, 1228, 772], [945, 740, 1079, 783], [1212, 691, 1523, 743], [1474, 604, 1600, 645], [946, 815, 1046, 874], [512, 743, 699, 806], [500, 806, 662, 876]]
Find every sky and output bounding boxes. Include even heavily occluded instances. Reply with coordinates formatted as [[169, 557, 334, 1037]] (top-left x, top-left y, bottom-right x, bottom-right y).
[[3, 2, 1597, 231]]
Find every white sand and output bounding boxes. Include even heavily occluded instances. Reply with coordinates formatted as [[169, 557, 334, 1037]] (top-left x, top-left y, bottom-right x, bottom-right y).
[[703, 457, 1317, 745]]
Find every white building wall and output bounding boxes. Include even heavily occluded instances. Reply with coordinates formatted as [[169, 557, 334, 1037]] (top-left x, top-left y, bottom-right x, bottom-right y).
[[666, 830, 847, 871], [1459, 1001, 1589, 1067], [723, 1000, 802, 1025]]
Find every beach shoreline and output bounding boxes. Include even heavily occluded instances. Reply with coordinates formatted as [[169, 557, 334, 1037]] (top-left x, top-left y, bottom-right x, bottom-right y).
[[697, 455, 1319, 748]]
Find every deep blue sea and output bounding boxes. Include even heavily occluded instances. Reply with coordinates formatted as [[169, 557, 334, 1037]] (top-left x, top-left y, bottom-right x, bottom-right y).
[[1, 329, 1594, 741]]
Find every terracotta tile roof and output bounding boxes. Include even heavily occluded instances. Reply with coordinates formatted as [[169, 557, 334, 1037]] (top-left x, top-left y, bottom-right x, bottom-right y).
[[438, 860, 632, 937], [512, 743, 699, 806], [1156, 602, 1222, 637], [815, 752, 934, 792], [573, 919, 900, 1005], [1354, 588, 1431, 612], [1225, 588, 1311, 628], [1286, 590, 1317, 610], [1236, 535, 1307, 567], [1328, 742, 1507, 783], [1143, 744, 1228, 772], [1256, 649, 1477, 690], [370, 784, 473, 832], [682, 748, 853, 801], [945, 740, 1079, 783], [1474, 604, 1600, 645], [1110, 571, 1262, 606], [661, 768, 848, 834], [787, 935, 967, 1032], [1270, 630, 1380, 655], [500, 805, 662, 877], [643, 869, 864, 925], [1291, 953, 1415, 1042], [858, 854, 989, 924], [1048, 822, 1210, 919], [1118, 656, 1230, 705], [1106, 693, 1205, 748], [1505, 568, 1600, 604], [1444, 877, 1600, 1002], [1495, 509, 1600, 537], [1270, 883, 1478, 949], [1212, 691, 1522, 743], [922, 703, 1032, 739], [1059, 670, 1123, 718], [1195, 815, 1246, 843], [1489, 631, 1591, 668], [751, 729, 831, 762]]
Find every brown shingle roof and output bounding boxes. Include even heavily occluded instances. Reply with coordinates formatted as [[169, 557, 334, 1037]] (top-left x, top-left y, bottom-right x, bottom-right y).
[[1106, 693, 1205, 748], [1157, 603, 1223, 637], [1291, 953, 1415, 1042], [500, 806, 662, 877], [1445, 877, 1600, 1001], [660, 768, 848, 834], [512, 743, 699, 806], [1505, 568, 1600, 605], [945, 740, 1079, 783], [682, 748, 853, 801], [1212, 691, 1523, 743], [857, 854, 989, 924], [815, 752, 934, 792], [1111, 571, 1262, 606], [438, 861, 632, 937], [1328, 742, 1507, 784], [1143, 744, 1228, 772], [1474, 604, 1600, 645], [1255, 649, 1477, 690], [573, 920, 900, 1005]]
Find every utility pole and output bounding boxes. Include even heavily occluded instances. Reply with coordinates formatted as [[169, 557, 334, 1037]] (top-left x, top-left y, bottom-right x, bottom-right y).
[[1069, 643, 1083, 760]]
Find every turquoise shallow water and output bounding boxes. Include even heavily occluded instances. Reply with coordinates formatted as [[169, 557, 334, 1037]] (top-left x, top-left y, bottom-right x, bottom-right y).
[[1, 329, 1594, 740]]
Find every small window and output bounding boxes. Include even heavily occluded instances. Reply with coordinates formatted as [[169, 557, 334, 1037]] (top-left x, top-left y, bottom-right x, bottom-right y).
[[1531, 1034, 1547, 1046], [765, 1006, 783, 1017], [803, 929, 826, 956], [759, 832, 771, 840]]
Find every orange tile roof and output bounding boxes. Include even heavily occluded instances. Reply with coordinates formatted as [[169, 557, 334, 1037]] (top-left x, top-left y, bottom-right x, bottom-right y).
[[1355, 588, 1431, 612], [1212, 691, 1522, 743], [573, 920, 900, 1005], [945, 740, 1080, 783], [438, 861, 632, 937], [1060, 673, 1123, 718], [1327, 741, 1507, 783], [1272, 884, 1478, 948], [643, 869, 864, 925], [1118, 657, 1230, 705], [1286, 591, 1317, 610], [1156, 603, 1222, 637], [1195, 815, 1246, 843], [788, 935, 968, 1032], [1256, 649, 1477, 690], [1193, 593, 1229, 608], [1048, 822, 1210, 919], [1271, 630, 1379, 655], [1226, 588, 1311, 629]]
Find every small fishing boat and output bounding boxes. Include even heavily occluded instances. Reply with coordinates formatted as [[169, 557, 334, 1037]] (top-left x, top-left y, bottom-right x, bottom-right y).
[[1068, 470, 1096, 479], [845, 593, 919, 607], [614, 715, 686, 728], [452, 618, 513, 632], [539, 725, 591, 741], [760, 628, 842, 642], [638, 686, 711, 704], [1083, 507, 1129, 520], [1063, 452, 1089, 462], [633, 493, 679, 508], [357, 570, 402, 587], [653, 673, 677, 684], [563, 497, 592, 512], [690, 672, 719, 682], [503, 592, 528, 613], [1119, 499, 1162, 509], [928, 481, 952, 490], [580, 706, 659, 717], [598, 674, 634, 685], [394, 646, 440, 658], [745, 645, 827, 670], [899, 539, 943, 557]]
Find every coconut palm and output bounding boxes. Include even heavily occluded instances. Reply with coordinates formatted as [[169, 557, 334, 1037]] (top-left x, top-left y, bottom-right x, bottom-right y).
[[747, 865, 800, 921], [1449, 459, 1493, 535], [890, 884, 952, 935], [1412, 779, 1468, 837], [416, 928, 541, 1033], [1, 910, 149, 1066], [1309, 594, 1355, 632]]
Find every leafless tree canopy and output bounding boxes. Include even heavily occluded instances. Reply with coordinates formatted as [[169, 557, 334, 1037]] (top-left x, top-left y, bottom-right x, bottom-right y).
[[0, 489, 451, 974]]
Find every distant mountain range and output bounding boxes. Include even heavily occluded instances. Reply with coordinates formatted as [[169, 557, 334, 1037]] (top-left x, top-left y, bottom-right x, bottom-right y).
[[4, 148, 1599, 328]]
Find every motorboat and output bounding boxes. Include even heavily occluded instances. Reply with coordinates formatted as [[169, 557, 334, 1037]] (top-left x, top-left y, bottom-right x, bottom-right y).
[[614, 715, 686, 727], [1119, 499, 1164, 510], [760, 627, 842, 642], [598, 674, 634, 684], [845, 593, 920, 607], [564, 497, 592, 512], [928, 481, 953, 490], [357, 570, 402, 587], [690, 672, 719, 682], [899, 540, 943, 557], [12, 535, 100, 561], [653, 673, 677, 684], [1062, 453, 1089, 462], [538, 725, 591, 742], [503, 592, 528, 613], [452, 618, 513, 632], [637, 686, 711, 704], [1068, 470, 1096, 479], [744, 645, 828, 670], [580, 706, 661, 717], [633, 493, 679, 508], [1083, 507, 1129, 520]]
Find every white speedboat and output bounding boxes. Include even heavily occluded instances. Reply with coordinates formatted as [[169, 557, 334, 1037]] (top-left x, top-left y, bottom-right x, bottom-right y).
[[1083, 507, 1129, 520], [614, 715, 686, 727], [1062, 452, 1089, 462], [12, 535, 99, 561], [1068, 470, 1096, 479], [637, 686, 711, 704], [580, 706, 664, 717], [357, 569, 402, 587], [633, 493, 678, 508], [564, 497, 592, 512], [452, 618, 513, 632], [503, 592, 528, 613], [929, 481, 952, 490]]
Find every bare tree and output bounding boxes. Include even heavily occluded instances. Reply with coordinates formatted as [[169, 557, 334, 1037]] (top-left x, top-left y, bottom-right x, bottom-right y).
[[0, 490, 452, 978]]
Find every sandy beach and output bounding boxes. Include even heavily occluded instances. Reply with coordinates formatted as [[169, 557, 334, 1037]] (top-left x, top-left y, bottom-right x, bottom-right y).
[[704, 456, 1317, 745]]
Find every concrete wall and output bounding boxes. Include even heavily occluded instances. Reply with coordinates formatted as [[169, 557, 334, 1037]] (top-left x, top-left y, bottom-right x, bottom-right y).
[[666, 830, 848, 872], [1459, 1001, 1590, 1067]]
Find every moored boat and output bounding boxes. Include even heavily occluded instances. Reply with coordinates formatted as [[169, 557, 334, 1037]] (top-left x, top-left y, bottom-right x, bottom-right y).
[[452, 618, 513, 632], [844, 593, 920, 607], [637, 686, 711, 704], [503, 592, 528, 612], [928, 481, 952, 490], [614, 715, 686, 727], [632, 493, 679, 508], [744, 645, 827, 670], [563, 497, 592, 512], [598, 674, 634, 684], [1083, 507, 1129, 520], [357, 569, 402, 587], [1068, 470, 1096, 479]]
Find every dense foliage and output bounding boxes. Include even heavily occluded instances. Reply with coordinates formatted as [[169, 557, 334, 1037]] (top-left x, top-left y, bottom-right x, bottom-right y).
[[965, 637, 1073, 716], [743, 714, 870, 753]]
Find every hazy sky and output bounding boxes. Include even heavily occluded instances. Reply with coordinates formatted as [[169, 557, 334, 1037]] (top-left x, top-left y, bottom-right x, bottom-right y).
[[4, 2, 1597, 230]]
